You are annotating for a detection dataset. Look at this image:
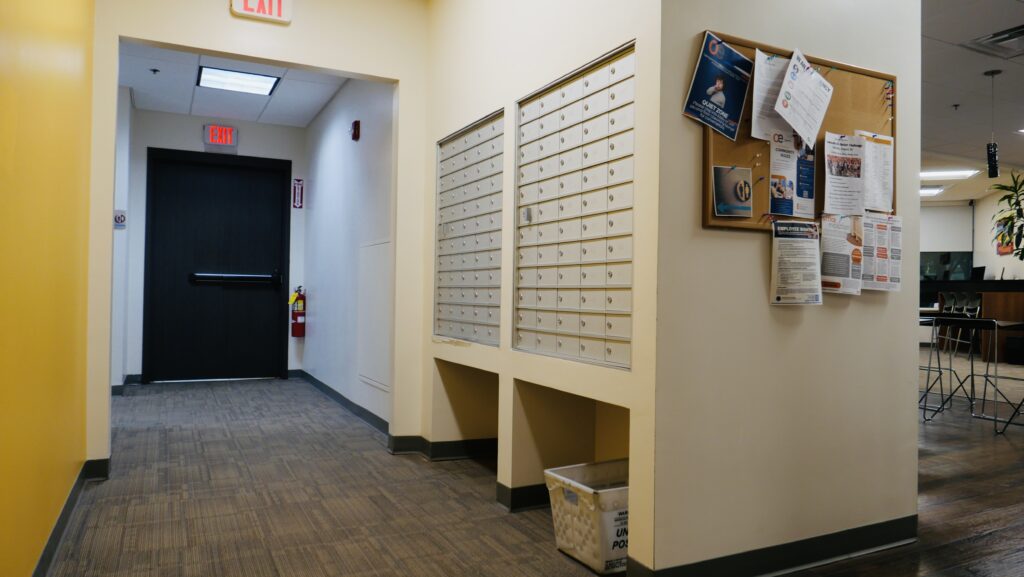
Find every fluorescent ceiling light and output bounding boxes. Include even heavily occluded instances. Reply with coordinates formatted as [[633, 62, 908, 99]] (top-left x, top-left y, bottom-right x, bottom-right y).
[[920, 169, 979, 180], [920, 186, 945, 197], [1017, 128, 1024, 133], [198, 67, 279, 95]]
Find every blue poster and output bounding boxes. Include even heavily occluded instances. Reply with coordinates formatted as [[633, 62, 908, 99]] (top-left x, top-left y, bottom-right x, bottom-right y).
[[683, 31, 753, 141]]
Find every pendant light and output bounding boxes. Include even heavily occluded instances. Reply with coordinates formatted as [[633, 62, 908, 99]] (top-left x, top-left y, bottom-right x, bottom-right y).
[[985, 69, 1002, 178]]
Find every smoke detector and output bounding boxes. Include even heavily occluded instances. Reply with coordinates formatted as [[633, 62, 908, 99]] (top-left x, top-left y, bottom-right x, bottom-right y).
[[964, 24, 1024, 59]]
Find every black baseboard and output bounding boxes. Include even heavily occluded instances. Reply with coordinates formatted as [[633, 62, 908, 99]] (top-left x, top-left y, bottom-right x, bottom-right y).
[[387, 436, 498, 461], [387, 435, 428, 454], [294, 370, 497, 464], [625, 515, 917, 577], [82, 458, 110, 480], [295, 370, 390, 435], [123, 374, 142, 384], [111, 384, 125, 396], [496, 482, 550, 512], [33, 458, 110, 577]]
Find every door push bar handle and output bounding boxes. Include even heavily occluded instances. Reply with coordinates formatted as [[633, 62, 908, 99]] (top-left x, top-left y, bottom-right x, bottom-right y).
[[189, 272, 281, 286]]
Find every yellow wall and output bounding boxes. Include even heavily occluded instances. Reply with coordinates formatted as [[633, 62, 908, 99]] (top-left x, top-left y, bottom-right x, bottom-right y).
[[654, 1, 921, 568], [0, 0, 94, 574]]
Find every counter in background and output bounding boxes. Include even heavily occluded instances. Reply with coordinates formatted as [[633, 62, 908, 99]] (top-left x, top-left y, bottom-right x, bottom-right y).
[[921, 280, 1024, 361]]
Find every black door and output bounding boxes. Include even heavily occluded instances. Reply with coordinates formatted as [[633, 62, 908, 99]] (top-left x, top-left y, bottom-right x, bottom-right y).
[[143, 148, 291, 382]]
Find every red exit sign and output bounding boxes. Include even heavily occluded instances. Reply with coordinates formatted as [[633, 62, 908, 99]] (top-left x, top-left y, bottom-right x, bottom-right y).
[[203, 124, 236, 147], [231, 0, 292, 23]]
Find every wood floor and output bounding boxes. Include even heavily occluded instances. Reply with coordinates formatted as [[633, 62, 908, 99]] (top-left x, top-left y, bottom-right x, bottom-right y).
[[50, 380, 1024, 576], [794, 394, 1024, 577]]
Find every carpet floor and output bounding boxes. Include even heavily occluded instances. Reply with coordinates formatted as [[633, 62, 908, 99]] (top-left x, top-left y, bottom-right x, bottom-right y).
[[48, 378, 592, 577]]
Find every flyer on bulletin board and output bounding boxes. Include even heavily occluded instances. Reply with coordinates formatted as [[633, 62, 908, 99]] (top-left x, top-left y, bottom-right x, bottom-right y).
[[751, 49, 791, 141], [820, 214, 863, 295], [769, 131, 815, 218], [683, 31, 754, 141], [770, 220, 823, 305], [773, 48, 833, 147], [862, 214, 902, 291]]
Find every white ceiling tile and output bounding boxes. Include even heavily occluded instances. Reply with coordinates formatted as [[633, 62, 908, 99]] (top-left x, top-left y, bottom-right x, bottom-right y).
[[199, 54, 286, 78], [190, 86, 269, 122], [924, 1, 1024, 168], [119, 40, 354, 128], [923, 0, 1024, 45], [119, 54, 197, 115], [259, 78, 340, 127]]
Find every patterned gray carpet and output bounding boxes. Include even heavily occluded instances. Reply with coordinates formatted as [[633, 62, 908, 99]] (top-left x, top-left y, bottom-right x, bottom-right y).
[[49, 379, 591, 576]]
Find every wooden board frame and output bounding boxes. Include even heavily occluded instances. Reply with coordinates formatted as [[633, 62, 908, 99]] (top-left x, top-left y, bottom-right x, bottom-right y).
[[701, 32, 897, 232]]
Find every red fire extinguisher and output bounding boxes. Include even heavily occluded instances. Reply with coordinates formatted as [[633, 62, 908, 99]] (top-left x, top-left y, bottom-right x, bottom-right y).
[[291, 286, 306, 338]]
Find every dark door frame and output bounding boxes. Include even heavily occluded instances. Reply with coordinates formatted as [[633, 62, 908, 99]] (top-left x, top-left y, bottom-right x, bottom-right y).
[[142, 147, 292, 382]]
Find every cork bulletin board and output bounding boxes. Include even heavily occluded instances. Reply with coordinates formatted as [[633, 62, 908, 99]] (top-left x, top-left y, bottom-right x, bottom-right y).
[[701, 32, 897, 232]]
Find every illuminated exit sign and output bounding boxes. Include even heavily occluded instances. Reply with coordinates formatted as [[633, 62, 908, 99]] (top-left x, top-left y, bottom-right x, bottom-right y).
[[203, 124, 238, 151], [231, 0, 292, 24]]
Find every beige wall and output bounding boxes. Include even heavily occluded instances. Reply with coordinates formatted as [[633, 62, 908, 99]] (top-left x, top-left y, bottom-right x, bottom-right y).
[[974, 186, 1024, 279], [86, 0, 430, 460], [81, 2, 923, 572], [423, 0, 662, 563], [654, 1, 921, 569]]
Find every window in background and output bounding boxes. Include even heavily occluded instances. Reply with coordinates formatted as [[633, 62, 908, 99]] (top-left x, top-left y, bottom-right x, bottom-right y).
[[920, 251, 973, 281]]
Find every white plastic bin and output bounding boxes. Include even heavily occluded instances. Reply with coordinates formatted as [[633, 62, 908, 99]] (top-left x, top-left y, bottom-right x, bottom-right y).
[[544, 459, 629, 574]]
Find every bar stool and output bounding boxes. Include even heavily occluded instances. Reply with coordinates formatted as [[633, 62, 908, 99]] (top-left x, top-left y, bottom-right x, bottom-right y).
[[937, 292, 957, 351]]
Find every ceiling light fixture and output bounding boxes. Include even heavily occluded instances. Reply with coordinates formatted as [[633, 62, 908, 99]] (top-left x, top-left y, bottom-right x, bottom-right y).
[[920, 170, 979, 180], [920, 186, 945, 197], [198, 66, 279, 96]]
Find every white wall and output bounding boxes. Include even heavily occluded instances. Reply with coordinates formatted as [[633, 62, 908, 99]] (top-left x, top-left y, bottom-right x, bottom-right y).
[[921, 204, 973, 253], [110, 87, 132, 385], [116, 108, 308, 381], [303, 79, 396, 422], [974, 188, 1024, 279], [655, 1, 920, 569]]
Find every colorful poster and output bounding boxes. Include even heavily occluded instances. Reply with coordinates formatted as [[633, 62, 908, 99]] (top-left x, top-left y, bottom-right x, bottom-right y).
[[770, 220, 823, 305], [769, 131, 815, 218], [774, 48, 833, 147], [712, 165, 753, 217], [862, 214, 902, 291], [821, 214, 863, 295], [996, 222, 1014, 256], [824, 132, 865, 216], [683, 31, 754, 141]]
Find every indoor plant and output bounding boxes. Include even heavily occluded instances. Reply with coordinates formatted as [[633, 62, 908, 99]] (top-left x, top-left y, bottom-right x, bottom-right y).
[[992, 171, 1024, 260]]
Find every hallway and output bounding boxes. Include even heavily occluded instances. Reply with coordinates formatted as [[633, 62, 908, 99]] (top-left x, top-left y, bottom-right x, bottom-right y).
[[49, 380, 589, 577]]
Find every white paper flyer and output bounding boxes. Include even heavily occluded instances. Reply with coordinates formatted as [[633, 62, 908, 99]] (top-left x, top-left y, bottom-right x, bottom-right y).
[[773, 48, 833, 148], [862, 214, 902, 291], [820, 214, 863, 295], [769, 131, 815, 218], [770, 220, 823, 305], [752, 50, 790, 141], [824, 132, 866, 216], [855, 130, 895, 213]]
